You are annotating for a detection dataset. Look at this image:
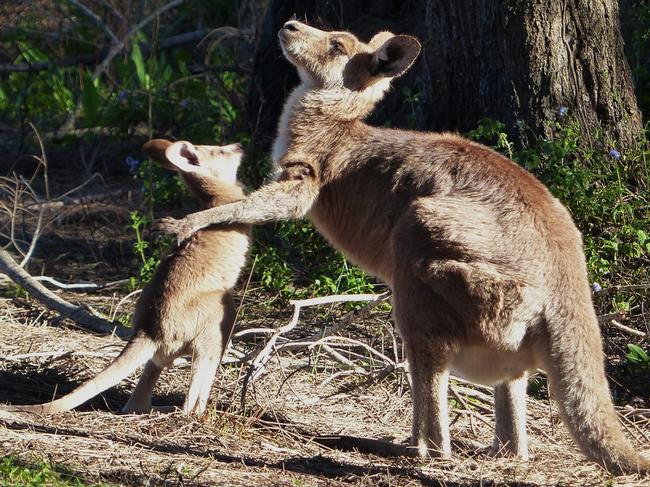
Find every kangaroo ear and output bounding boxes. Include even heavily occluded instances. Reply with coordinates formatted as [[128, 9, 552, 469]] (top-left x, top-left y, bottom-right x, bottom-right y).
[[344, 34, 421, 90], [163, 141, 200, 172], [372, 35, 421, 78], [142, 139, 175, 170]]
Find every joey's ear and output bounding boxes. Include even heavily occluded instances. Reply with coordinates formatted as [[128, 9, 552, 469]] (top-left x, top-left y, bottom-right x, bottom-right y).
[[373, 35, 421, 78], [142, 139, 175, 169], [164, 141, 200, 172]]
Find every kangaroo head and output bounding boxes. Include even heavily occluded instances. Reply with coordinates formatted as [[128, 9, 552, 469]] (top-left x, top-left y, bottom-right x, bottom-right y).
[[279, 20, 421, 107], [142, 139, 243, 203]]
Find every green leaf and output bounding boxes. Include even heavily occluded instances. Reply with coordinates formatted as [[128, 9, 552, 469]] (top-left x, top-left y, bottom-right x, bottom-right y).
[[16, 40, 48, 62], [131, 42, 149, 89], [626, 343, 650, 364], [81, 73, 101, 126]]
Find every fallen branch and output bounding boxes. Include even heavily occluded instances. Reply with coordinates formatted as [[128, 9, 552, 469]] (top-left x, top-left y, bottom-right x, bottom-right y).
[[311, 434, 485, 457], [239, 292, 390, 406], [608, 319, 647, 339], [597, 312, 624, 324], [0, 248, 130, 338], [312, 435, 415, 457], [31, 276, 99, 291], [248, 292, 390, 381], [38, 277, 129, 291]]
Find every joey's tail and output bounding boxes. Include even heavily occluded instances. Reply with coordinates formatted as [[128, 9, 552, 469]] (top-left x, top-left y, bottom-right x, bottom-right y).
[[10, 333, 156, 415], [545, 298, 649, 474]]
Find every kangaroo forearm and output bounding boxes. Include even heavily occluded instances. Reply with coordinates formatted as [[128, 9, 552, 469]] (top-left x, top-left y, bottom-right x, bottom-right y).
[[185, 179, 318, 231]]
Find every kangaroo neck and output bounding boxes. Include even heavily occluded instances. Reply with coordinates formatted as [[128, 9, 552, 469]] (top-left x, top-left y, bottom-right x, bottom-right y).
[[272, 83, 373, 169], [181, 177, 246, 209]]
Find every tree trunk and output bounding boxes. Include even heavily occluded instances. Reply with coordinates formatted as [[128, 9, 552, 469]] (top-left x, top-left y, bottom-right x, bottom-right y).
[[246, 0, 643, 150]]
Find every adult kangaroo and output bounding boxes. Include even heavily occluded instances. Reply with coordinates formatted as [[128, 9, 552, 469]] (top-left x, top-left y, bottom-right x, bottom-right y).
[[154, 21, 649, 473]]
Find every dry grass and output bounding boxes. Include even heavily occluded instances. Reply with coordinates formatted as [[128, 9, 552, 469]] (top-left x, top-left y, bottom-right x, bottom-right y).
[[1, 296, 649, 486]]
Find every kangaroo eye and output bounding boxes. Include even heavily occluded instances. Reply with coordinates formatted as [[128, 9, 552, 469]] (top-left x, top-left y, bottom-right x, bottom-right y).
[[330, 39, 347, 56]]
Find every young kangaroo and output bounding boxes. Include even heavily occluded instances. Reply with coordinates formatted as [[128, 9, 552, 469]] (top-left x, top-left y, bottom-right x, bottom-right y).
[[8, 139, 249, 416], [154, 21, 649, 473]]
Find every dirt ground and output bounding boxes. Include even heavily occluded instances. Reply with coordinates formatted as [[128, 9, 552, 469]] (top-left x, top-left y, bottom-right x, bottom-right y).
[[1, 296, 650, 486], [0, 172, 649, 486]]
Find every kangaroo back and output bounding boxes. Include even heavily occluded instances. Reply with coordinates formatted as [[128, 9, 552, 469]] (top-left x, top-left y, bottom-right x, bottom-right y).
[[544, 297, 650, 473], [11, 333, 156, 414]]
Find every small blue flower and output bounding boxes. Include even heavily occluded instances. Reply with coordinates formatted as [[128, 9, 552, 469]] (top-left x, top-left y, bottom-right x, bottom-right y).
[[592, 282, 602, 293], [180, 99, 190, 109], [125, 156, 141, 174], [558, 106, 568, 118], [608, 149, 621, 160], [117, 90, 129, 102]]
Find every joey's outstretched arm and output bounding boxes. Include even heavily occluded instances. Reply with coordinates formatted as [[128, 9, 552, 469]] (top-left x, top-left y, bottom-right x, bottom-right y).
[[153, 162, 319, 244]]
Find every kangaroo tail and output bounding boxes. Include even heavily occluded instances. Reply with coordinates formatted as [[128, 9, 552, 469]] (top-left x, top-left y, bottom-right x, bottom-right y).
[[545, 298, 649, 474], [11, 333, 156, 415]]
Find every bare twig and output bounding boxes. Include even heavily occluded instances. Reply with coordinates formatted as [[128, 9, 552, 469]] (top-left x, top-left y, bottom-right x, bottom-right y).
[[318, 344, 366, 374], [239, 292, 390, 406], [35, 276, 129, 291], [608, 319, 647, 339], [90, 0, 184, 81], [597, 312, 624, 324], [31, 276, 99, 291], [28, 122, 50, 201], [18, 205, 43, 268], [109, 289, 142, 321], [0, 248, 130, 338], [249, 293, 390, 380], [67, 0, 120, 45]]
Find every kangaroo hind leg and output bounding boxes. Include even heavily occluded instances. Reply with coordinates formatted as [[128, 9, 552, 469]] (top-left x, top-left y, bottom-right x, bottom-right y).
[[491, 374, 529, 459], [183, 352, 220, 415], [122, 360, 163, 414], [394, 285, 454, 459]]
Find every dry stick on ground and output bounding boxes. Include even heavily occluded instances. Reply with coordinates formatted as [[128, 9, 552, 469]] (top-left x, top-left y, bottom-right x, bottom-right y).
[[0, 248, 130, 338], [239, 292, 390, 407], [597, 310, 648, 338], [608, 319, 648, 339], [249, 292, 390, 376]]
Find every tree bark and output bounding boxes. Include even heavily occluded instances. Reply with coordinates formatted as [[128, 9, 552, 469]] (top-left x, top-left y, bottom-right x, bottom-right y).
[[246, 0, 643, 150]]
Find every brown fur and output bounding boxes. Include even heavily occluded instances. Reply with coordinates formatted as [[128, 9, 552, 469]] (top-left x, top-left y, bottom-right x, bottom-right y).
[[8, 139, 250, 416], [154, 21, 649, 473]]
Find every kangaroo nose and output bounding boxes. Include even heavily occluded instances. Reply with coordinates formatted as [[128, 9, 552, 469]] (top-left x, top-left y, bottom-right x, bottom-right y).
[[283, 21, 300, 32]]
